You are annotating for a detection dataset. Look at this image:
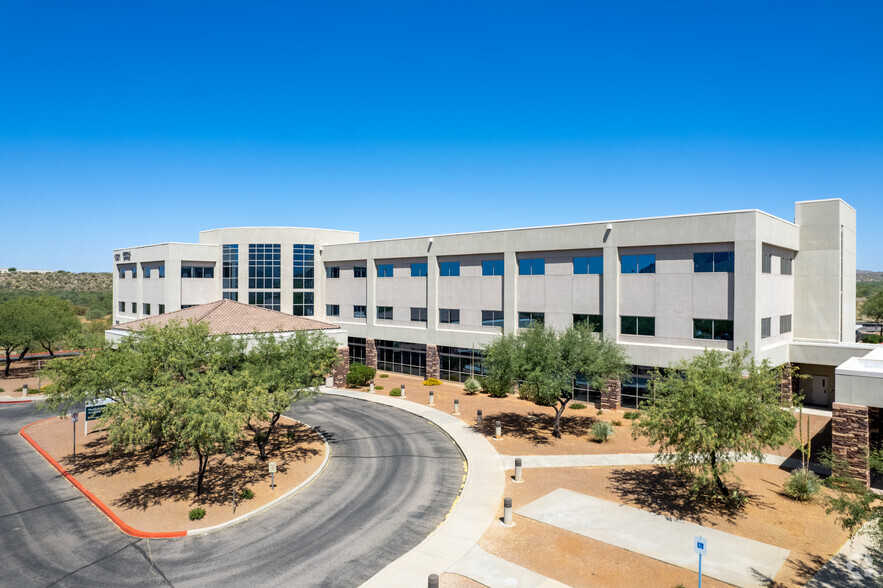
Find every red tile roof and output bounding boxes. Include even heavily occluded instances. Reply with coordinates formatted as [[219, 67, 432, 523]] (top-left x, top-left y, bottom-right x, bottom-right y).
[[114, 299, 339, 335]]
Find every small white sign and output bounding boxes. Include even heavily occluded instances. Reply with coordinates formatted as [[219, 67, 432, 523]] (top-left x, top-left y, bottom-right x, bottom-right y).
[[694, 536, 707, 556], [268, 461, 277, 474]]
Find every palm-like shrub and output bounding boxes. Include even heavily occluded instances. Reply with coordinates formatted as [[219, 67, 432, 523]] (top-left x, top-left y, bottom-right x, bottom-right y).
[[784, 468, 821, 502], [590, 421, 615, 443]]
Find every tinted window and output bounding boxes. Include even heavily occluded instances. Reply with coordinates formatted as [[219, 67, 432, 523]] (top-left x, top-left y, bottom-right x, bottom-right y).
[[354, 305, 367, 318], [481, 310, 504, 328], [482, 260, 504, 276], [714, 252, 734, 272], [638, 255, 656, 273], [411, 263, 428, 277], [354, 266, 367, 278], [693, 252, 714, 273], [574, 314, 603, 332], [377, 264, 394, 277], [518, 258, 544, 275], [439, 261, 460, 276], [411, 307, 427, 322], [621, 255, 638, 274], [326, 266, 340, 278], [440, 309, 460, 324]]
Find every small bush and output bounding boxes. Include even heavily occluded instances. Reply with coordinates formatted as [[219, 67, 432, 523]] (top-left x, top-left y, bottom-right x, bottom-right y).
[[379, 373, 389, 378], [374, 385, 384, 391], [612, 420, 622, 427], [253, 432, 268, 444], [596, 409, 604, 415], [784, 468, 822, 502], [346, 363, 377, 388], [463, 377, 480, 395], [623, 412, 640, 420], [590, 421, 615, 442], [865, 334, 883, 344], [238, 488, 255, 500], [189, 508, 206, 521], [480, 376, 512, 398], [570, 402, 587, 410], [286, 429, 297, 440], [423, 378, 442, 386], [389, 388, 402, 397]]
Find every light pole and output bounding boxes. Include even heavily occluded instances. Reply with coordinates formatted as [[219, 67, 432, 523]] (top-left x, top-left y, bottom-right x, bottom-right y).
[[71, 412, 80, 466]]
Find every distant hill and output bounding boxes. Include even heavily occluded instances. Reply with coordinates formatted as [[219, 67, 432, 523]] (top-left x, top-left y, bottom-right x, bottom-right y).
[[0, 271, 112, 318], [858, 270, 883, 282], [0, 270, 111, 292]]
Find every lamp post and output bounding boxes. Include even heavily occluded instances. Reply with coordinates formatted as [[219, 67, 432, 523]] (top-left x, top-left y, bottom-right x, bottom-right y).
[[71, 412, 80, 466]]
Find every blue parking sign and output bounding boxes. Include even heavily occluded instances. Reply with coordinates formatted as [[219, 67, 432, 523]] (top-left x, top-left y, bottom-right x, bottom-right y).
[[694, 536, 707, 555]]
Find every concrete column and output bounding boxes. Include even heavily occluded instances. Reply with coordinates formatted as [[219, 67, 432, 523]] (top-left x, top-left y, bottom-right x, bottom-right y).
[[426, 344, 440, 379], [832, 402, 870, 486], [601, 233, 619, 342], [366, 338, 378, 369], [503, 250, 518, 335], [601, 379, 621, 410], [331, 346, 350, 388]]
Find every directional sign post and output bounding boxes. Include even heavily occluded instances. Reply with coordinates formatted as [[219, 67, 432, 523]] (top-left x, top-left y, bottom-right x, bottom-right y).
[[84, 399, 115, 435], [694, 536, 707, 588]]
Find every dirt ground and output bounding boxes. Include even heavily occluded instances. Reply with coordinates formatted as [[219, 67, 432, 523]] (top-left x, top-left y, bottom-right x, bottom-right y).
[[24, 415, 327, 533], [480, 463, 849, 588], [0, 358, 50, 397], [359, 371, 832, 460]]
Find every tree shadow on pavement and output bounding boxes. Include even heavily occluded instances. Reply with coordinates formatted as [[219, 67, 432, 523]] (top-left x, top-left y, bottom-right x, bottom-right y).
[[472, 411, 597, 445], [607, 466, 765, 525]]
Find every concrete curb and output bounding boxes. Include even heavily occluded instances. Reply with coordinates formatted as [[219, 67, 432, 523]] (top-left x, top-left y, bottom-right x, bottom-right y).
[[19, 415, 330, 539], [321, 387, 506, 587], [0, 398, 38, 404]]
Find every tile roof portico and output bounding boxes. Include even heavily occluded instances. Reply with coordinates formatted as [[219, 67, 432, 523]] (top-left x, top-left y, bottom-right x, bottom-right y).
[[111, 299, 340, 336]]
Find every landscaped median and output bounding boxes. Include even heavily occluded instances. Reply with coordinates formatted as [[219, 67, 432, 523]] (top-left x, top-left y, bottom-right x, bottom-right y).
[[19, 415, 329, 538]]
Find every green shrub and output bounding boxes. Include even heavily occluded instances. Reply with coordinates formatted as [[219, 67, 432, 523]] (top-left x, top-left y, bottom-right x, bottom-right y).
[[623, 412, 640, 420], [374, 385, 384, 391], [286, 430, 297, 440], [423, 377, 442, 386], [346, 363, 377, 387], [596, 409, 604, 415], [389, 388, 402, 397], [189, 508, 206, 520], [379, 373, 389, 378], [253, 432, 268, 444], [865, 334, 883, 344], [463, 377, 481, 395], [479, 376, 512, 398], [238, 488, 255, 500], [569, 402, 587, 410], [611, 419, 622, 426], [590, 421, 615, 442], [784, 468, 821, 502]]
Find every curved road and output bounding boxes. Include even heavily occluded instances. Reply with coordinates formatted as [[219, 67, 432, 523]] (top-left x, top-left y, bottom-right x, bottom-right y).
[[0, 396, 465, 587]]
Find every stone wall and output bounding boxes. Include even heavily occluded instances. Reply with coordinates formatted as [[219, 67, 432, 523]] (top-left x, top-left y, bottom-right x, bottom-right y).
[[832, 402, 870, 486], [426, 345, 440, 379], [601, 379, 621, 410], [331, 346, 350, 388], [366, 338, 377, 369], [779, 362, 793, 405]]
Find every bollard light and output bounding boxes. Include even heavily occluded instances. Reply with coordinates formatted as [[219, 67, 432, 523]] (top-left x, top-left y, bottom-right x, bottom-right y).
[[477, 409, 482, 424], [429, 389, 434, 406], [453, 398, 460, 415], [514, 458, 523, 483], [369, 380, 375, 394], [495, 420, 502, 440], [428, 574, 439, 588], [503, 496, 513, 526], [401, 384, 406, 399]]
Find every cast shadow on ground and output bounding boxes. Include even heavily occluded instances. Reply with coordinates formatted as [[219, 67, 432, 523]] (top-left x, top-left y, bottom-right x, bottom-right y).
[[472, 411, 597, 445], [607, 466, 765, 525]]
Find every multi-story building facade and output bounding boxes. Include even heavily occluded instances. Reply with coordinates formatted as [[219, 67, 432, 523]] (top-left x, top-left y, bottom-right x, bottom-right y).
[[113, 198, 883, 481]]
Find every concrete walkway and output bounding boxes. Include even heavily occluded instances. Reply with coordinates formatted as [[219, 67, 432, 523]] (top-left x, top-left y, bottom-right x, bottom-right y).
[[517, 488, 790, 588], [321, 388, 506, 587], [500, 453, 828, 475], [447, 545, 569, 588], [807, 524, 882, 587]]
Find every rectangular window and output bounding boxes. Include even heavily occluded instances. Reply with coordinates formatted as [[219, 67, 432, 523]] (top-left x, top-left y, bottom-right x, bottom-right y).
[[377, 306, 393, 320], [518, 312, 545, 328], [621, 316, 655, 336], [222, 291, 239, 301], [377, 263, 394, 277], [182, 266, 214, 279], [143, 303, 150, 315], [438, 346, 485, 382], [410, 307, 427, 322], [693, 252, 714, 273], [574, 314, 603, 332], [132, 267, 137, 278], [410, 262, 428, 277], [119, 301, 125, 312], [573, 256, 603, 275], [158, 265, 165, 278], [131, 302, 137, 313], [439, 261, 460, 276], [292, 244, 315, 289], [780, 314, 792, 334], [292, 292, 314, 316], [118, 267, 125, 278], [761, 317, 771, 338], [622, 254, 656, 274], [518, 258, 545, 276], [248, 243, 282, 290], [481, 310, 504, 328], [714, 252, 734, 273], [354, 266, 367, 278], [326, 304, 340, 317], [439, 308, 460, 324], [781, 257, 793, 275], [326, 266, 340, 279], [158, 304, 165, 314], [693, 319, 734, 341], [353, 305, 367, 318], [223, 244, 238, 290], [762, 253, 772, 274], [482, 260, 504, 276], [143, 265, 151, 278], [348, 336, 367, 365], [375, 339, 427, 377], [181, 305, 193, 309], [694, 251, 735, 273], [248, 291, 281, 311]]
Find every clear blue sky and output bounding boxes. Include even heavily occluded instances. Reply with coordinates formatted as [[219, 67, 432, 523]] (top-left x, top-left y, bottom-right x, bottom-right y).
[[1, 1, 881, 272]]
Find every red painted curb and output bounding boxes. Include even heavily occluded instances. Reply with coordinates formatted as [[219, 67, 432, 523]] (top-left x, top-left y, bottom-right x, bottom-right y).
[[1, 400, 36, 404], [19, 418, 187, 539]]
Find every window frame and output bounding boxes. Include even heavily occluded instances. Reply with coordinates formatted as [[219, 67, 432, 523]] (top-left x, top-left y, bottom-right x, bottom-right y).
[[439, 308, 460, 324], [439, 261, 460, 277], [377, 305, 393, 320], [481, 260, 504, 276], [377, 263, 394, 278], [353, 305, 367, 319], [518, 258, 545, 276], [410, 307, 427, 322], [326, 304, 340, 317], [410, 262, 428, 277], [326, 266, 340, 279]]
